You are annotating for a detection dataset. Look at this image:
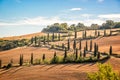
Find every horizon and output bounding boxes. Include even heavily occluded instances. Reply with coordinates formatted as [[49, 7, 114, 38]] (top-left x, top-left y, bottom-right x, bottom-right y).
[[0, 0, 120, 37]]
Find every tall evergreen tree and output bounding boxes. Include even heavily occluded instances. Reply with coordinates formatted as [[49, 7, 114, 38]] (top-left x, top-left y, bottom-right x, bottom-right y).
[[85, 30, 87, 38], [109, 46, 112, 55], [80, 50, 82, 57], [110, 29, 112, 36], [34, 36, 37, 45], [75, 29, 77, 38], [83, 47, 86, 57], [75, 48, 78, 60], [19, 54, 23, 66], [90, 40, 92, 51], [95, 30, 97, 37], [58, 32, 61, 41], [97, 52, 100, 60], [38, 38, 41, 47], [67, 39, 70, 50], [63, 48, 67, 62], [47, 33, 49, 44], [0, 60, 2, 68], [104, 29, 106, 36], [62, 43, 65, 50], [98, 31, 100, 37], [53, 51, 57, 63], [79, 39, 82, 50], [52, 33, 55, 41], [31, 37, 34, 44], [73, 39, 76, 50], [43, 36, 46, 45], [86, 40, 88, 51], [42, 54, 45, 61], [31, 53, 33, 64], [94, 43, 97, 57]]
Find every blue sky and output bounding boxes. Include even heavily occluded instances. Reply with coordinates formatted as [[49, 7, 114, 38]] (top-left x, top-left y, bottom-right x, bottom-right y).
[[0, 0, 120, 37]]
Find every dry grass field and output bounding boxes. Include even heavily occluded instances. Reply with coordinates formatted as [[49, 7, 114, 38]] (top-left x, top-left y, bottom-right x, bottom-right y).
[[0, 28, 120, 80]]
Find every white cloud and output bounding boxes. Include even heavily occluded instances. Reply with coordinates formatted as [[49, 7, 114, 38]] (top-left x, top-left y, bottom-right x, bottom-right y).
[[1, 14, 120, 27], [98, 14, 120, 19], [70, 8, 82, 11], [98, 0, 104, 2]]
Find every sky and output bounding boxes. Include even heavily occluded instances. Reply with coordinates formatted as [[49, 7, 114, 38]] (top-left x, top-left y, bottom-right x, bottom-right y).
[[0, 0, 120, 37]]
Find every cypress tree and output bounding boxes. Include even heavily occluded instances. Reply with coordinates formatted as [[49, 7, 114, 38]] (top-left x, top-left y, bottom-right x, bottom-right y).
[[85, 30, 87, 38], [42, 54, 45, 61], [75, 48, 78, 60], [104, 29, 106, 36], [47, 33, 49, 44], [90, 40, 92, 51], [94, 43, 97, 57], [86, 40, 88, 51], [97, 52, 100, 60], [73, 39, 76, 50], [0, 59, 2, 68], [95, 30, 97, 37], [43, 36, 46, 45], [109, 46, 112, 55], [31, 37, 34, 44], [79, 39, 82, 50], [80, 50, 82, 57], [34, 36, 37, 45], [110, 29, 112, 36], [98, 31, 100, 37], [58, 32, 61, 41], [75, 29, 77, 38], [67, 39, 70, 50], [82, 31, 84, 39], [38, 38, 41, 47], [52, 33, 55, 41], [53, 52, 57, 63], [83, 47, 86, 57], [62, 43, 65, 50], [19, 54, 23, 66], [63, 48, 67, 62], [31, 53, 33, 64]]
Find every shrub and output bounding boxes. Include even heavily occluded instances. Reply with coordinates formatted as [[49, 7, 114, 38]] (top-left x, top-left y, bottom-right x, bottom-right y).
[[87, 63, 120, 80]]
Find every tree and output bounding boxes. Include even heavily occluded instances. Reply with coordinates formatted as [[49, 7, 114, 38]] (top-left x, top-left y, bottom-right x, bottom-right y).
[[43, 36, 46, 45], [62, 43, 65, 50], [86, 40, 88, 51], [58, 32, 61, 41], [104, 29, 106, 36], [95, 30, 97, 37], [80, 50, 82, 57], [31, 37, 34, 44], [74, 28, 77, 38], [52, 51, 57, 63], [90, 40, 92, 51], [75, 48, 78, 60], [47, 33, 50, 44], [73, 39, 76, 50], [38, 38, 41, 47], [97, 52, 100, 60], [52, 33, 55, 41], [63, 48, 67, 62], [0, 60, 2, 68], [85, 30, 87, 38], [34, 36, 37, 45], [98, 31, 100, 37], [31, 53, 33, 64], [67, 39, 70, 50], [83, 47, 86, 57], [19, 54, 23, 66], [94, 43, 97, 57], [42, 54, 45, 61], [79, 39, 82, 50], [88, 63, 120, 80], [109, 46, 112, 55]]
